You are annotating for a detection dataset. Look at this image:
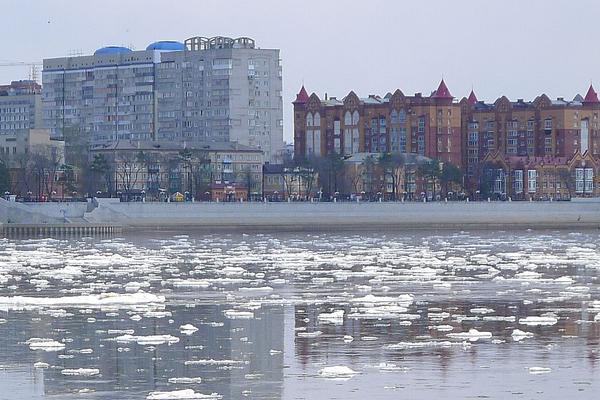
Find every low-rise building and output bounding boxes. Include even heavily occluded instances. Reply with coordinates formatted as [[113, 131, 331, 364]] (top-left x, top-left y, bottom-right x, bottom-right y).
[[480, 151, 598, 200], [262, 163, 316, 200], [89, 141, 264, 200]]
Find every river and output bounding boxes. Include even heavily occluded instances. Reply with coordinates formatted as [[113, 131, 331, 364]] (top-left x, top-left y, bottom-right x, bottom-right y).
[[0, 230, 598, 399]]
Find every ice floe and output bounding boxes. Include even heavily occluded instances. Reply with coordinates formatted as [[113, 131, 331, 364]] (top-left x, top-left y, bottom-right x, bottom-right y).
[[27, 338, 65, 351], [318, 366, 358, 379], [146, 389, 222, 399], [446, 329, 492, 342], [317, 310, 344, 324], [61, 368, 100, 376], [115, 334, 179, 346], [511, 329, 534, 341], [519, 316, 558, 326]]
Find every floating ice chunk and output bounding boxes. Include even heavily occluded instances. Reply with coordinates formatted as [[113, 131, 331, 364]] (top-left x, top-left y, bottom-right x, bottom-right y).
[[386, 341, 454, 350], [237, 287, 273, 295], [470, 307, 494, 315], [482, 316, 516, 322], [352, 294, 413, 306], [61, 368, 100, 376], [519, 316, 558, 326], [223, 310, 254, 319], [447, 329, 492, 342], [180, 324, 199, 335], [33, 362, 49, 369], [40, 309, 70, 318], [220, 266, 246, 276], [184, 359, 247, 366], [343, 335, 354, 343], [144, 311, 172, 319], [595, 314, 600, 322], [124, 282, 150, 292], [168, 377, 202, 384], [0, 292, 165, 311], [269, 349, 282, 355], [514, 271, 541, 280], [146, 389, 222, 399], [318, 366, 358, 379], [107, 329, 135, 335], [370, 362, 408, 372], [115, 334, 179, 346], [297, 331, 322, 338], [511, 329, 534, 342], [169, 280, 211, 289], [317, 310, 344, 324], [27, 338, 65, 351], [429, 324, 454, 332], [554, 276, 575, 285], [528, 367, 552, 375]]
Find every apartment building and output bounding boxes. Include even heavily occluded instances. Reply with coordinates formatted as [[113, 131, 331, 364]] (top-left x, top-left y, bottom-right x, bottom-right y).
[[0, 80, 44, 165], [293, 80, 463, 168], [42, 36, 284, 162]]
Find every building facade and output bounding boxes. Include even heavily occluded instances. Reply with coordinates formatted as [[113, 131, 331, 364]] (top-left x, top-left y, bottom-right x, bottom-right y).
[[294, 81, 600, 198], [43, 36, 283, 162], [0, 80, 44, 165], [89, 141, 264, 200], [460, 85, 600, 192], [293, 80, 463, 168]]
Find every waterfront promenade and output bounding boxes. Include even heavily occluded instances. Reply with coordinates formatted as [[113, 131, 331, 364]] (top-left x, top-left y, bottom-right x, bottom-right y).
[[2, 198, 600, 233], [88, 200, 600, 231]]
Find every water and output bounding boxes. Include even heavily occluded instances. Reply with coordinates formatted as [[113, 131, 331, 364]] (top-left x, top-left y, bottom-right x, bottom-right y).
[[0, 230, 599, 399]]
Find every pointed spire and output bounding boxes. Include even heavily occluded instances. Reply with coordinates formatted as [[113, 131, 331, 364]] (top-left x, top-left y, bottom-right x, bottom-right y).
[[583, 84, 600, 105], [294, 85, 309, 104], [432, 79, 453, 99], [467, 90, 478, 105]]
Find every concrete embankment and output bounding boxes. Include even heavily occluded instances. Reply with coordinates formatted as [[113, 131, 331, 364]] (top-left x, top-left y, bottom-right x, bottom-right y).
[[87, 200, 600, 232], [3, 197, 600, 233]]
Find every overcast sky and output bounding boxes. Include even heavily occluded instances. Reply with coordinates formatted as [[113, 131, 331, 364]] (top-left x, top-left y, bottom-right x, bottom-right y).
[[2, 0, 599, 141]]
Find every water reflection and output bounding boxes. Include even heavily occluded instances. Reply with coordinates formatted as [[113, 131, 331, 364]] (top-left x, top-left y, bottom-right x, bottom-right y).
[[0, 231, 599, 399]]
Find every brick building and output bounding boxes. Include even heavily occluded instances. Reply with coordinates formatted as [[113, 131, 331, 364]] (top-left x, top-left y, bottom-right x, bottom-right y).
[[294, 81, 600, 198], [460, 84, 600, 191], [293, 80, 463, 168]]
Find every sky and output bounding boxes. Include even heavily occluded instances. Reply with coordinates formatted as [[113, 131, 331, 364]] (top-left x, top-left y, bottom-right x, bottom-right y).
[[2, 0, 600, 142]]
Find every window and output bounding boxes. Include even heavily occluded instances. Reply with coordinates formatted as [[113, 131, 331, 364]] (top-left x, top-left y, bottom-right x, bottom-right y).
[[514, 170, 523, 194], [581, 119, 589, 154], [468, 132, 478, 146], [398, 109, 406, 123], [577, 168, 594, 193], [344, 111, 352, 126], [528, 170, 537, 193], [544, 119, 552, 130]]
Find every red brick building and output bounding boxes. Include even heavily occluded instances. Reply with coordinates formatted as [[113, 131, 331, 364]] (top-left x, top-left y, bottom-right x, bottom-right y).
[[294, 81, 600, 198], [293, 80, 463, 168]]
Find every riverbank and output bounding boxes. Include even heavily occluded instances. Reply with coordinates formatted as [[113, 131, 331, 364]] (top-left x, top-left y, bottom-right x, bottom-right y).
[[89, 200, 600, 232], [3, 198, 600, 233]]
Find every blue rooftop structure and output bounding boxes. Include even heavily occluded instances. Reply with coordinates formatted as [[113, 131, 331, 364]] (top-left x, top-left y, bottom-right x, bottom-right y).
[[94, 46, 132, 56], [146, 41, 185, 51]]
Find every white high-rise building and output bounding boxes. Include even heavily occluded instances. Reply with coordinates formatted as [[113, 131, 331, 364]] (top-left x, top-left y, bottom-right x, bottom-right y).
[[42, 36, 284, 162]]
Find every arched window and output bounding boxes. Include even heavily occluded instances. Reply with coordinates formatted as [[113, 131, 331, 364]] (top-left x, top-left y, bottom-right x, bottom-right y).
[[314, 112, 321, 126], [344, 111, 352, 126], [398, 109, 406, 123], [306, 112, 314, 127], [390, 110, 398, 124], [352, 110, 359, 125]]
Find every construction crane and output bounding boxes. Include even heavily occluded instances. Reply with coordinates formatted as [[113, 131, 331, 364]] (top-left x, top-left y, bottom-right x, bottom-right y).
[[0, 61, 43, 82]]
